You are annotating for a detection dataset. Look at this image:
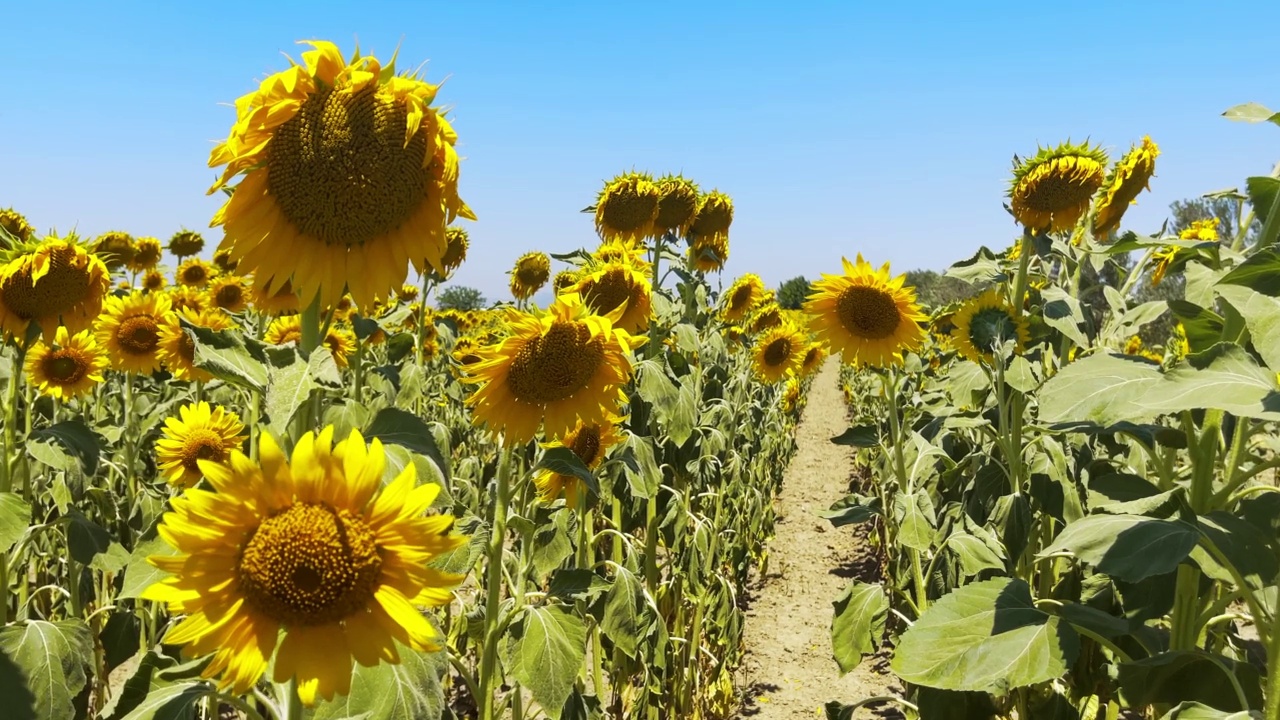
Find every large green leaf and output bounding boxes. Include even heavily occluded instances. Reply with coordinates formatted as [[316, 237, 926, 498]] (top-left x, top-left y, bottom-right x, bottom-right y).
[[365, 408, 450, 481], [537, 447, 598, 496], [0, 620, 94, 720], [1150, 344, 1280, 420], [945, 531, 1007, 577], [1158, 701, 1261, 720], [1246, 176, 1280, 247], [1040, 287, 1089, 347], [117, 533, 179, 600], [183, 320, 269, 391], [1118, 651, 1263, 711], [1218, 248, 1280, 297], [1040, 514, 1199, 582], [530, 509, 574, 577], [821, 493, 882, 528], [893, 490, 937, 552], [601, 566, 644, 659], [1221, 102, 1280, 126], [29, 420, 101, 476], [264, 346, 317, 436], [1038, 353, 1163, 427], [308, 645, 447, 720], [830, 425, 879, 448], [890, 578, 1078, 694], [503, 605, 586, 720], [0, 492, 31, 552], [830, 581, 887, 674], [1214, 284, 1280, 371], [116, 681, 211, 720]]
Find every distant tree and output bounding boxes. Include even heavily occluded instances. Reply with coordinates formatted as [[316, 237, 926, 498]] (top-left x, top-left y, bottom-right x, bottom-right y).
[[777, 276, 811, 310], [437, 285, 486, 311], [1168, 196, 1261, 246], [901, 269, 978, 309]]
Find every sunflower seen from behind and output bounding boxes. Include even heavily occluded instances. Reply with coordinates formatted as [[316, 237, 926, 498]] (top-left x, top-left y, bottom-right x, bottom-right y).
[[155, 401, 247, 488], [688, 233, 729, 273], [212, 247, 238, 274], [440, 226, 470, 278], [168, 230, 205, 258], [654, 174, 700, 238], [0, 234, 111, 341], [0, 208, 35, 244], [24, 326, 107, 399], [535, 414, 624, 502], [142, 428, 467, 705], [92, 231, 135, 270], [157, 308, 237, 382], [950, 289, 1030, 365], [595, 172, 661, 243], [208, 40, 473, 311], [688, 191, 733, 246], [1092, 136, 1159, 237], [509, 252, 551, 301], [95, 291, 171, 374], [463, 293, 643, 444], [1008, 141, 1109, 234], [805, 254, 926, 367], [752, 322, 806, 383]]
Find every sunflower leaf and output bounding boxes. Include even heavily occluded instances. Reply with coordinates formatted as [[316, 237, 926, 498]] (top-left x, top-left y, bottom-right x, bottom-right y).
[[502, 605, 586, 720], [537, 447, 598, 496], [831, 581, 887, 675], [0, 619, 94, 720], [0, 492, 31, 553], [181, 320, 269, 391], [365, 408, 450, 482], [307, 642, 448, 720]]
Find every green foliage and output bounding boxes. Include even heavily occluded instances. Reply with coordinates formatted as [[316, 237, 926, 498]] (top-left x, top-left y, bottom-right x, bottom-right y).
[[776, 275, 811, 309], [436, 284, 486, 310], [902, 269, 979, 309]]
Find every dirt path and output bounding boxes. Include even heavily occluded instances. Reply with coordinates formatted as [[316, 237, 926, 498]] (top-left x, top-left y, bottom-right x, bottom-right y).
[[738, 358, 896, 719]]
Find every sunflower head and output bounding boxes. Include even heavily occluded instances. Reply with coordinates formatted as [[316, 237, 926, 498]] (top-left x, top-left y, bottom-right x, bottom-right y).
[[252, 277, 301, 315], [534, 415, 624, 501], [129, 237, 164, 271], [800, 342, 826, 377], [689, 191, 734, 244], [654, 174, 701, 238], [95, 291, 172, 374], [452, 336, 483, 367], [553, 269, 580, 295], [950, 288, 1031, 365], [688, 232, 729, 273], [155, 401, 247, 488], [510, 252, 552, 301], [720, 273, 766, 324], [176, 258, 217, 288], [168, 230, 205, 258], [0, 234, 111, 341], [396, 283, 420, 303], [157, 307, 238, 382], [0, 208, 35, 244], [1179, 217, 1221, 242], [142, 270, 167, 293], [1092, 136, 1159, 237], [208, 275, 250, 313], [1008, 141, 1109, 234], [324, 325, 358, 368], [804, 254, 927, 367], [752, 322, 806, 384], [329, 294, 356, 323], [91, 231, 136, 270], [24, 326, 108, 399], [747, 303, 784, 335], [440, 226, 470, 277], [595, 172, 661, 243], [167, 285, 208, 314], [781, 377, 802, 414], [571, 262, 652, 334], [210, 40, 473, 310], [212, 247, 239, 274]]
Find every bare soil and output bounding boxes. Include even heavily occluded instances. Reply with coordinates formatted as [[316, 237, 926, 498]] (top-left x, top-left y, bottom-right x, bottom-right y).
[[737, 358, 898, 719]]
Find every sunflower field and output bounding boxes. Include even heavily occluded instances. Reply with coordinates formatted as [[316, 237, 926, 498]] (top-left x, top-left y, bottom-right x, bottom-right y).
[[0, 37, 1278, 720]]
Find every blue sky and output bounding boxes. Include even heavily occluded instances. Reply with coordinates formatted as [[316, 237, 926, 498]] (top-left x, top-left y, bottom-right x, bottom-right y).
[[3, 1, 1277, 303]]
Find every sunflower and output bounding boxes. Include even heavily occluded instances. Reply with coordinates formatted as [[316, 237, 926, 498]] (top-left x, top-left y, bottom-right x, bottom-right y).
[[264, 315, 357, 368], [208, 275, 251, 313], [142, 270, 167, 293], [747, 303, 783, 335], [24, 326, 107, 399], [329, 294, 356, 324], [142, 427, 466, 704], [251, 277, 300, 315], [1092, 136, 1159, 237], [799, 342, 826, 377], [176, 258, 217, 288], [1149, 246, 1180, 287], [552, 269, 580, 295], [805, 255, 926, 367], [688, 233, 729, 273], [509, 252, 551, 301], [0, 234, 111, 341], [592, 238, 650, 274], [154, 401, 247, 488], [129, 237, 164, 271], [689, 191, 734, 245], [571, 262, 652, 334], [396, 284, 419, 303], [534, 415, 624, 501], [440, 226, 469, 277], [209, 41, 473, 311], [451, 336, 482, 366], [212, 248, 238, 274], [654, 175, 701, 238], [1008, 141, 1109, 234], [752, 323, 806, 383], [168, 230, 206, 258], [95, 291, 172, 374], [595, 172, 661, 243], [463, 293, 643, 444], [1180, 218, 1220, 242], [168, 285, 208, 314], [92, 231, 136, 270], [781, 377, 801, 414], [950, 289, 1030, 365], [157, 308, 238, 382], [0, 208, 35, 243], [720, 273, 766, 324]]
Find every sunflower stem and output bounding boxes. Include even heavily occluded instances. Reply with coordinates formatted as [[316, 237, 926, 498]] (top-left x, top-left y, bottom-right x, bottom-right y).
[[479, 444, 514, 720], [281, 678, 304, 720], [124, 371, 138, 496], [1, 342, 27, 495]]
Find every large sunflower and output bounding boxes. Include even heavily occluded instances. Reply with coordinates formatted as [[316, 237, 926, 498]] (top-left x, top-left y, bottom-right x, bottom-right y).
[[463, 293, 643, 443], [95, 291, 172, 374], [595, 172, 661, 243], [805, 254, 926, 367], [209, 40, 473, 311], [208, 275, 251, 313], [24, 326, 108, 399], [509, 252, 551, 301], [950, 289, 1031, 365], [534, 414, 624, 501], [157, 308, 238, 382], [142, 428, 466, 705], [571, 261, 652, 334], [653, 175, 700, 238], [0, 234, 111, 341], [176, 258, 217, 288], [0, 208, 35, 243], [1008, 141, 1109, 234], [752, 323, 806, 383], [154, 401, 247, 488], [720, 273, 766, 324], [1091, 136, 1159, 237], [129, 237, 164, 271]]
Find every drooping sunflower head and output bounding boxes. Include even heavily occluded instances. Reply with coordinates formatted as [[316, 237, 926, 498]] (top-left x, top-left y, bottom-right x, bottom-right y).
[[553, 269, 581, 296], [396, 283, 420, 303], [720, 273, 766, 324], [534, 414, 625, 501], [167, 285, 207, 314], [688, 232, 729, 273], [156, 307, 238, 382], [654, 174, 701, 238], [747, 302, 784, 335], [211, 247, 238, 274], [950, 289, 1031, 365], [800, 342, 826, 377], [463, 293, 643, 443], [252, 277, 301, 315], [92, 231, 136, 270], [0, 234, 111, 341], [689, 191, 734, 245], [752, 322, 806, 384], [168, 229, 205, 258], [129, 237, 164, 271], [509, 252, 552, 301], [595, 172, 661, 243], [1179, 217, 1220, 242], [95, 291, 172, 374], [142, 270, 167, 293], [0, 208, 35, 245], [24, 326, 108, 399], [208, 275, 251, 313], [209, 40, 473, 311], [804, 254, 927, 367], [154, 401, 247, 488], [440, 226, 470, 277], [1092, 136, 1159, 237], [451, 336, 483, 366], [143, 427, 467, 704], [1008, 141, 1109, 234], [571, 262, 653, 334]]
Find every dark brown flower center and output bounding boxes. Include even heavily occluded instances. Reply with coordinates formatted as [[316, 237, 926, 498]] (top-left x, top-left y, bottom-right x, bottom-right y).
[[118, 316, 160, 355], [506, 321, 604, 405], [836, 286, 901, 340]]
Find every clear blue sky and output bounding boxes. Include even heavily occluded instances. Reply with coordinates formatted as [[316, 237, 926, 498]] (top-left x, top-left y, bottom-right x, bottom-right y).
[[3, 1, 1277, 303]]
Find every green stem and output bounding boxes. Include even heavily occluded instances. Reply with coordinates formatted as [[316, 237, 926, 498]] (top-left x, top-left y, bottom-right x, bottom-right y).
[[282, 678, 303, 720], [124, 372, 137, 496], [479, 446, 514, 720], [1170, 563, 1204, 651], [1, 343, 27, 494], [1263, 610, 1280, 720]]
